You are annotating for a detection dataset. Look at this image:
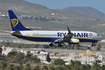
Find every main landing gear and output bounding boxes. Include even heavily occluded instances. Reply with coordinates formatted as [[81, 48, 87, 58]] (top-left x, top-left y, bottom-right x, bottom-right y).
[[49, 43, 53, 47], [49, 43, 62, 47], [91, 43, 96, 46], [58, 43, 62, 47]]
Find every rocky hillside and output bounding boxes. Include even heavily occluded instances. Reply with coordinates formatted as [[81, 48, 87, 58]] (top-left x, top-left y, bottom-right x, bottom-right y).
[[0, 0, 50, 15], [63, 7, 105, 19]]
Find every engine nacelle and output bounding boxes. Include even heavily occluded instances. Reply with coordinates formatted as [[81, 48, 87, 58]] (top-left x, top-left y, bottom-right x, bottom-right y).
[[70, 39, 79, 44]]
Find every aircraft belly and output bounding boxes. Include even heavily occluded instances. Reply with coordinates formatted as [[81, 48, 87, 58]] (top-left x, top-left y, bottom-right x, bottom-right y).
[[12, 34, 59, 42], [79, 39, 98, 43]]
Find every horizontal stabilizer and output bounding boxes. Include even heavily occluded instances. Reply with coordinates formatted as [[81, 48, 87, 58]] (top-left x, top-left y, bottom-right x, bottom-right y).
[[0, 30, 11, 33]]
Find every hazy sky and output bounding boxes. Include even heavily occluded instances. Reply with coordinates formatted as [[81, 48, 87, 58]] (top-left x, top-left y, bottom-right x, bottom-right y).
[[24, 0, 105, 14]]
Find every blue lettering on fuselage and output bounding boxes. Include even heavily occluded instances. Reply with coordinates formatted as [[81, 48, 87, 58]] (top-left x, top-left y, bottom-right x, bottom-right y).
[[57, 32, 66, 37], [57, 32, 89, 37]]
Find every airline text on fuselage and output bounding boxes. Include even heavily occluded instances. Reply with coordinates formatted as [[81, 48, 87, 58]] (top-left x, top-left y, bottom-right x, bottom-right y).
[[57, 32, 93, 37]]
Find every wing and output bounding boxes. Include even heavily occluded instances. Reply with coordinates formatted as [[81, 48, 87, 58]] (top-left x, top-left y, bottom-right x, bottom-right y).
[[54, 26, 73, 43], [63, 26, 73, 42]]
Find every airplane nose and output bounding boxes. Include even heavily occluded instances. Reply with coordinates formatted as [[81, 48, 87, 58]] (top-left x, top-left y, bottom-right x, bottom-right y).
[[94, 35, 102, 41], [98, 36, 102, 40]]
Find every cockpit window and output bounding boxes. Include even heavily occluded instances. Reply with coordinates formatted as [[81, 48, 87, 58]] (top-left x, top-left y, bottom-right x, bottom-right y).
[[97, 34, 99, 36]]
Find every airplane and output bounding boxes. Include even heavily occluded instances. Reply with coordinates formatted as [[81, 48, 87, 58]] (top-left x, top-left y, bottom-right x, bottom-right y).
[[5, 10, 102, 47]]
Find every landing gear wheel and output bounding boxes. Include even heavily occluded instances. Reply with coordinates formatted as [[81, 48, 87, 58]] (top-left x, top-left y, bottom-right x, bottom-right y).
[[49, 43, 53, 46], [58, 43, 62, 47], [91, 43, 96, 46]]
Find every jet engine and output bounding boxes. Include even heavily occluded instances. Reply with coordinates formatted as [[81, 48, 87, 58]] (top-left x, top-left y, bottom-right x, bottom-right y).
[[69, 39, 79, 44]]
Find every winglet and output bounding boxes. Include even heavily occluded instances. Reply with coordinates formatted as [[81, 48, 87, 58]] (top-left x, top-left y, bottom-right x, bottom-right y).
[[67, 26, 72, 34], [8, 10, 31, 31]]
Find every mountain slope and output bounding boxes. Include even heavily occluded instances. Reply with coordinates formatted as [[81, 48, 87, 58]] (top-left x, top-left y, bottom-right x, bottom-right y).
[[63, 7, 105, 19], [0, 0, 50, 14]]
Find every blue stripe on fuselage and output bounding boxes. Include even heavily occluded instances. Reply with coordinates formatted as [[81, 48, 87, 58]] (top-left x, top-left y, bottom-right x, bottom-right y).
[[12, 34, 59, 42]]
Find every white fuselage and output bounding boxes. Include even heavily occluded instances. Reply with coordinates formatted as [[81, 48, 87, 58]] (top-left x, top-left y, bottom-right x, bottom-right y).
[[11, 30, 102, 43]]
